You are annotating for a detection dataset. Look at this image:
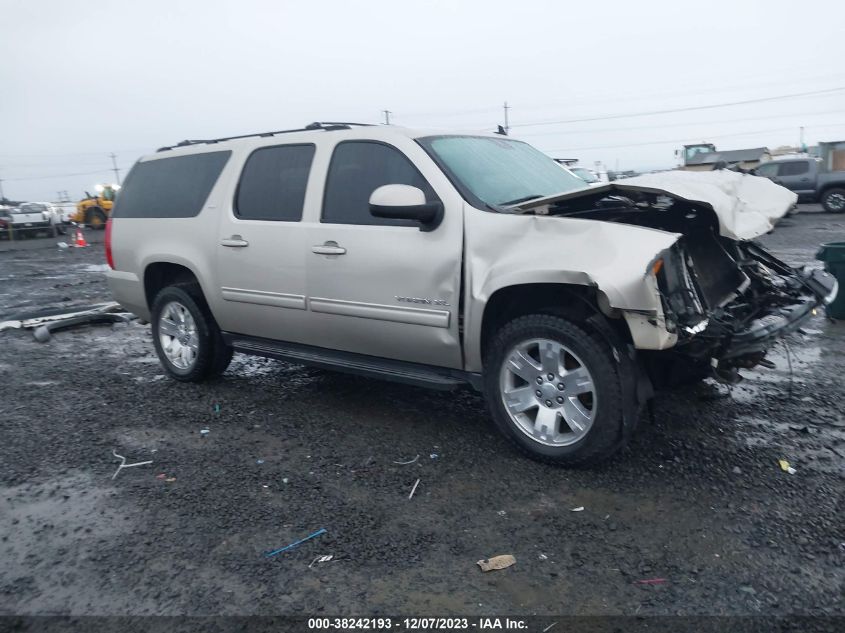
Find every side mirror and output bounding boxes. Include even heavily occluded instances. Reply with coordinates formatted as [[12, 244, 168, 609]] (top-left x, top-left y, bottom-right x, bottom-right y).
[[369, 184, 443, 231]]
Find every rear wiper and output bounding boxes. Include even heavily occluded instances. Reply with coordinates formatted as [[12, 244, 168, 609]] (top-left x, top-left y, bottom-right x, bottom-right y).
[[500, 194, 543, 206]]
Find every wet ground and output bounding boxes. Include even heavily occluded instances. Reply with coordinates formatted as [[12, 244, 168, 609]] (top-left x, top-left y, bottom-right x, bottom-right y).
[[0, 208, 843, 620]]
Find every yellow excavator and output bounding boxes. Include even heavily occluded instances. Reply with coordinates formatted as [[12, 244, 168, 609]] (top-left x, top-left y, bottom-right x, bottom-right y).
[[72, 184, 119, 229]]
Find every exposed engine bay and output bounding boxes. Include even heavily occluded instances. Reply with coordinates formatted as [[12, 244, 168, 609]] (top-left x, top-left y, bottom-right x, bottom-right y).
[[537, 190, 837, 382]]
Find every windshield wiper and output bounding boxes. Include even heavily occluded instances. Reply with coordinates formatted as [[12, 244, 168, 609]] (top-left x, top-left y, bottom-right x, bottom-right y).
[[499, 194, 543, 206]]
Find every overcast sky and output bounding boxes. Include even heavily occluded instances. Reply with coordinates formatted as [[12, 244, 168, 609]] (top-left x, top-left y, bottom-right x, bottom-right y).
[[2, 0, 844, 201]]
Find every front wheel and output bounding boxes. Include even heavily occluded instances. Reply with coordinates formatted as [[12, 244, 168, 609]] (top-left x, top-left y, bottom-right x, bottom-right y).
[[151, 285, 233, 382], [821, 188, 845, 213], [484, 314, 627, 465]]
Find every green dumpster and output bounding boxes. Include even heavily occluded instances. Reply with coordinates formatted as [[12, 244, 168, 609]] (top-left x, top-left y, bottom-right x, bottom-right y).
[[816, 242, 845, 319]]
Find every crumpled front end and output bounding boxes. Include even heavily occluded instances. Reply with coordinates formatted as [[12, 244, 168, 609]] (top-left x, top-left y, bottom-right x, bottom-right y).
[[652, 238, 837, 381]]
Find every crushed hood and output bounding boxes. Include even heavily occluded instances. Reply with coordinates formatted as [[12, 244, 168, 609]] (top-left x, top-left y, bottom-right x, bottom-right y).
[[514, 169, 797, 241]]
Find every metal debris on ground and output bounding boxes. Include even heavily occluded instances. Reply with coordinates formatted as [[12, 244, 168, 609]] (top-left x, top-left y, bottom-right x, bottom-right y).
[[393, 455, 419, 465], [256, 459, 264, 464], [200, 428, 210, 436], [779, 459, 797, 474], [0, 302, 130, 334], [542, 623, 557, 633], [538, 553, 548, 561], [308, 554, 334, 568], [111, 450, 153, 480], [408, 478, 421, 500], [430, 453, 439, 459], [265, 528, 327, 558], [634, 578, 667, 585], [571, 506, 585, 512], [477, 554, 516, 572]]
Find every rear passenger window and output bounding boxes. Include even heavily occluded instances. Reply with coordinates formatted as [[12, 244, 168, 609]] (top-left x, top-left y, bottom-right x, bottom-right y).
[[322, 141, 437, 226], [235, 144, 315, 221], [777, 162, 809, 176], [113, 151, 231, 218]]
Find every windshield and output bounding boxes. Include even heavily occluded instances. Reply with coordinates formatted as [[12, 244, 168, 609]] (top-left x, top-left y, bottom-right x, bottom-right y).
[[569, 167, 599, 183], [418, 135, 588, 207]]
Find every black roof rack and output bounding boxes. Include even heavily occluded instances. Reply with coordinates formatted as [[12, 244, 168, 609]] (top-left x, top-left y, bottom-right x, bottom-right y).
[[157, 121, 375, 152]]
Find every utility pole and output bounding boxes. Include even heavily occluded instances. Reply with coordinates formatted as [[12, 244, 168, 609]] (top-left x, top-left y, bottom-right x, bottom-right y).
[[109, 153, 121, 185], [382, 110, 392, 125], [799, 126, 806, 152], [503, 101, 510, 134], [0, 173, 5, 202]]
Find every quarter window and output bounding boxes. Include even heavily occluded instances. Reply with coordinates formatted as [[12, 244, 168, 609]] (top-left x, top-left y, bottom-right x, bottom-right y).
[[322, 141, 437, 226], [113, 151, 231, 218], [236, 144, 315, 221]]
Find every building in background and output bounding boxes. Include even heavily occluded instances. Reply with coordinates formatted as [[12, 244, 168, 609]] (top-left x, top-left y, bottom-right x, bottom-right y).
[[818, 140, 845, 171]]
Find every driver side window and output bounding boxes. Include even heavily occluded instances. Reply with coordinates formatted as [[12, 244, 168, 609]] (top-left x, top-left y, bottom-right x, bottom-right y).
[[321, 141, 438, 226], [754, 163, 778, 178]]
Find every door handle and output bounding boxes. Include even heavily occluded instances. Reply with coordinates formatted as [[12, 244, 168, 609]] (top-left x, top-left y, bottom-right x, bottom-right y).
[[312, 241, 346, 255], [221, 235, 249, 247], [800, 177, 810, 182]]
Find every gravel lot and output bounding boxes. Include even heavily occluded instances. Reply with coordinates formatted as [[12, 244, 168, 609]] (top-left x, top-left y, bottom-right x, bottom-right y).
[[1, 209, 843, 620]]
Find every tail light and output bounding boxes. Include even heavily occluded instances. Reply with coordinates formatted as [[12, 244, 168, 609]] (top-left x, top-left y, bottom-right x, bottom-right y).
[[105, 218, 114, 269]]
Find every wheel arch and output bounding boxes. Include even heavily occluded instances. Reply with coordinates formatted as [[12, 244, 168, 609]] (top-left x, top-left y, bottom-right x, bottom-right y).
[[476, 283, 632, 370], [143, 261, 206, 311]]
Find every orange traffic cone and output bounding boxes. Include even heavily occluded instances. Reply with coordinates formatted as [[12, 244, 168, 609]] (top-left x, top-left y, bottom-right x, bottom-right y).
[[73, 229, 89, 248]]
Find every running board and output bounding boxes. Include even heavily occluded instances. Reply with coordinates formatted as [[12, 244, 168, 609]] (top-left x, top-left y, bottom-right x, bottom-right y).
[[222, 332, 481, 391]]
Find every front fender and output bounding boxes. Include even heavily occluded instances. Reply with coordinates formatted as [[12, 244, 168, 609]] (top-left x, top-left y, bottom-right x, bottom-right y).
[[462, 207, 681, 371]]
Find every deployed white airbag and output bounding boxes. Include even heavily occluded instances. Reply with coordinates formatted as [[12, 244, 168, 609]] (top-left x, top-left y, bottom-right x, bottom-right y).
[[516, 169, 797, 241]]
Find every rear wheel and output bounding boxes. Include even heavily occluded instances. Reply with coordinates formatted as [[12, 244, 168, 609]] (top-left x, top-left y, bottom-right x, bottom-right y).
[[151, 284, 233, 382], [484, 314, 627, 465], [821, 188, 845, 213]]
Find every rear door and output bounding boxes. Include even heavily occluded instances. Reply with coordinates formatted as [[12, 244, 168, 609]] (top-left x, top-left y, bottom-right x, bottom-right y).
[[305, 139, 464, 369], [775, 161, 815, 196], [214, 143, 316, 341]]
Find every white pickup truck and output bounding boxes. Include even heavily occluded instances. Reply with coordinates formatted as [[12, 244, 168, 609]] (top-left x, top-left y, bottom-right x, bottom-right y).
[[0, 202, 65, 238]]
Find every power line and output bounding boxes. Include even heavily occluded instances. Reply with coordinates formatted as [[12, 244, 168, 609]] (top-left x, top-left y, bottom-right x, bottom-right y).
[[539, 121, 845, 153], [516, 108, 845, 138], [3, 168, 120, 182], [510, 87, 845, 129]]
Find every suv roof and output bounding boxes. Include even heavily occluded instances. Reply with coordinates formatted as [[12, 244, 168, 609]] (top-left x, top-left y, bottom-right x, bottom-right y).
[[155, 122, 504, 155]]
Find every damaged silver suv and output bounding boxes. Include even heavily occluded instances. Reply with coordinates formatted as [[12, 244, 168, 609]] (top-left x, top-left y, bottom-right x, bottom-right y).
[[105, 123, 837, 465]]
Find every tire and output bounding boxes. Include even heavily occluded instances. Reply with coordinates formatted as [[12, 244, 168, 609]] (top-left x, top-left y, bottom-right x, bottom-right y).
[[821, 188, 845, 213], [150, 284, 233, 382], [56, 223, 67, 236], [86, 208, 107, 229], [483, 314, 627, 466]]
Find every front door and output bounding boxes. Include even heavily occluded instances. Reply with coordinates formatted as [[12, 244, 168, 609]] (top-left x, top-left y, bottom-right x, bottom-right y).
[[306, 140, 464, 369]]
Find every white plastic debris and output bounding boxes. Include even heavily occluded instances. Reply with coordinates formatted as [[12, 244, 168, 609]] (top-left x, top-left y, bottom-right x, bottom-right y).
[[408, 478, 421, 500], [111, 450, 153, 480], [308, 554, 334, 568], [571, 506, 585, 512]]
